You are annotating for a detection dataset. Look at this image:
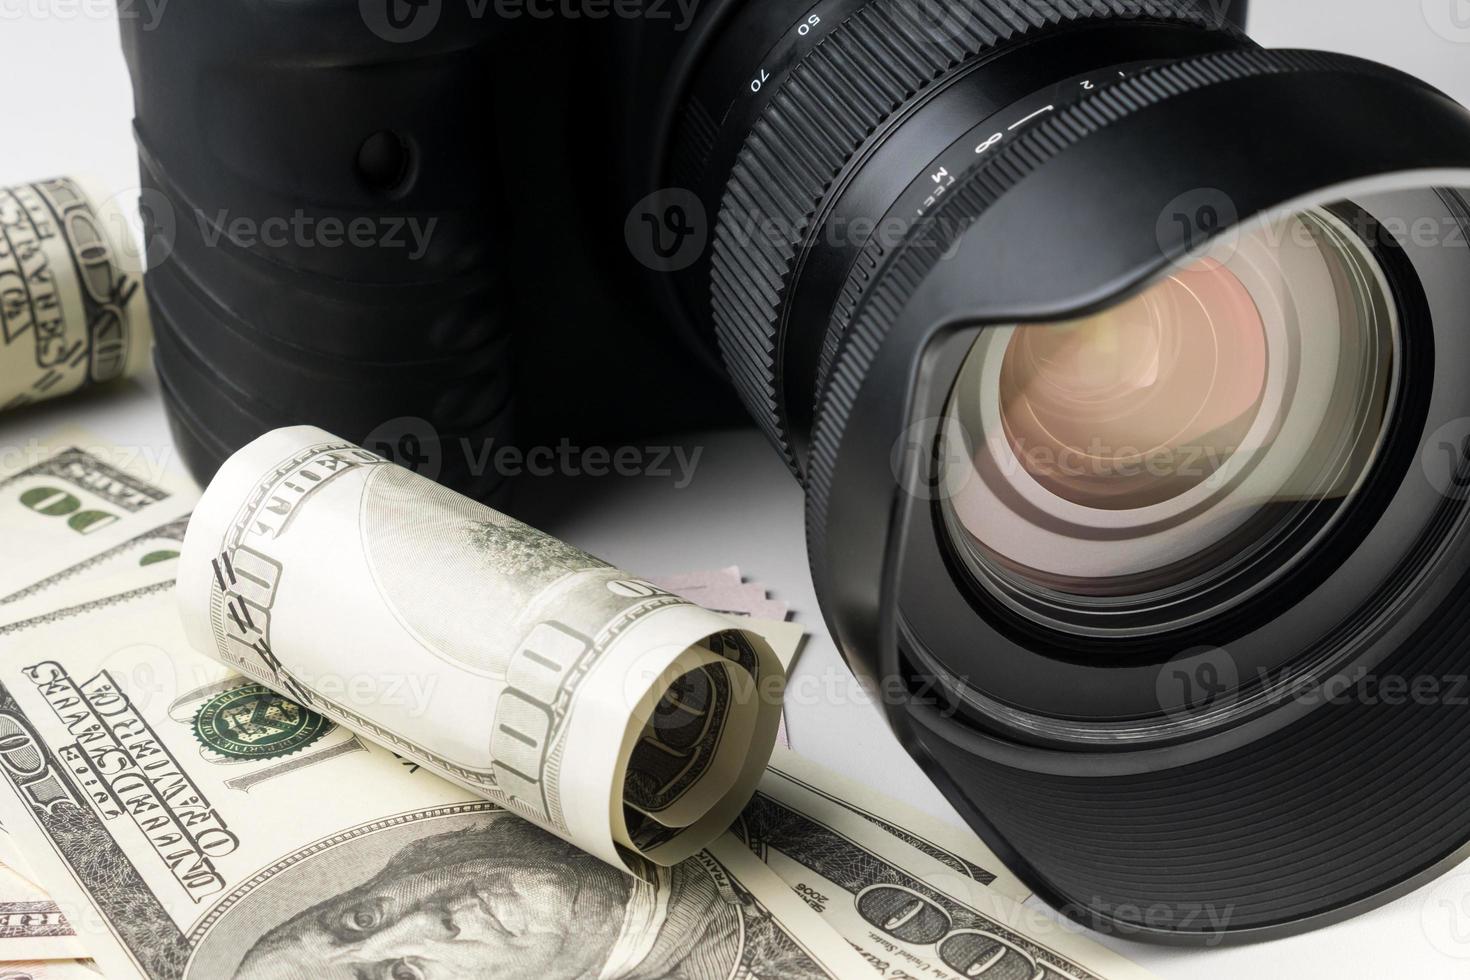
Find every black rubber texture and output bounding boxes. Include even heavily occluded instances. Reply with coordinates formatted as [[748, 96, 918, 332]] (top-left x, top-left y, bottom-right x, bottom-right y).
[[119, 8, 514, 498], [917, 542, 1470, 933], [804, 47, 1425, 560], [709, 0, 1230, 471]]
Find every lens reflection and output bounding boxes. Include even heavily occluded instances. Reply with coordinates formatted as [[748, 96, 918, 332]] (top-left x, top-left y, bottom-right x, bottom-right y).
[[999, 257, 1268, 510], [941, 207, 1398, 632]]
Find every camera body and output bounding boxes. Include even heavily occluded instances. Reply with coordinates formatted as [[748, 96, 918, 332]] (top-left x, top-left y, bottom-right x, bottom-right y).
[[119, 1, 749, 495], [121, 0, 1254, 476]]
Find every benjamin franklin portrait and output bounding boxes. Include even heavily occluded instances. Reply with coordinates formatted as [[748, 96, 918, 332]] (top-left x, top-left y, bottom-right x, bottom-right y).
[[219, 809, 743, 980]]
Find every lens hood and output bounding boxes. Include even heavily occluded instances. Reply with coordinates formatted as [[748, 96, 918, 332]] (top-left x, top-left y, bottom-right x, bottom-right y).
[[807, 47, 1470, 943]]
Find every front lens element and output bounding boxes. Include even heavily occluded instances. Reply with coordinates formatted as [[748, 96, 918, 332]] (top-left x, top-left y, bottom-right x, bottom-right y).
[[941, 208, 1399, 631], [998, 256, 1269, 510]]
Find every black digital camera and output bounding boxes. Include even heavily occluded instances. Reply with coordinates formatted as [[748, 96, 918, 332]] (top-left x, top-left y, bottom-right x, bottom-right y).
[[120, 0, 1470, 943]]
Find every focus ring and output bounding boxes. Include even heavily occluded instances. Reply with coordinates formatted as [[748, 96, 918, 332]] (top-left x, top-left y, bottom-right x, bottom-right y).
[[709, 0, 1229, 471], [804, 47, 1430, 563]]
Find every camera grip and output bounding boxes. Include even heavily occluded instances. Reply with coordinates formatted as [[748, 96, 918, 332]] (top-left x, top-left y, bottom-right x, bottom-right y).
[[119, 4, 510, 499]]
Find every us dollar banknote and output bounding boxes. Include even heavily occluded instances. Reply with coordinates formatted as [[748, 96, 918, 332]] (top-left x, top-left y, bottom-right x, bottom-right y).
[[0, 429, 194, 963], [0, 963, 98, 980], [764, 746, 1030, 902], [176, 426, 785, 868], [0, 426, 196, 602], [737, 755, 1156, 980], [0, 177, 150, 414], [0, 860, 86, 962], [0, 428, 196, 961], [0, 589, 868, 980], [0, 513, 188, 627]]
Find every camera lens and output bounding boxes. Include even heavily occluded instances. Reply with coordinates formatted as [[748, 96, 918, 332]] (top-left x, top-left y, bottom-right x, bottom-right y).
[[940, 208, 1398, 631], [990, 256, 1271, 512], [639, 0, 1470, 943]]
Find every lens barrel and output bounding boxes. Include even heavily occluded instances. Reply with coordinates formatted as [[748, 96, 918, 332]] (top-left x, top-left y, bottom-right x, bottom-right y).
[[664, 0, 1248, 468], [643, 0, 1470, 944]]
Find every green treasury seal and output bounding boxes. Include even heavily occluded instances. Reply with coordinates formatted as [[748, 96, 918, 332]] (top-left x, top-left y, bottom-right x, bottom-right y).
[[194, 683, 331, 759]]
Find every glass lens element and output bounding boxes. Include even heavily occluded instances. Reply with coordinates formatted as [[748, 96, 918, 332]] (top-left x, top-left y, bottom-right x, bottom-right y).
[[998, 257, 1268, 510], [941, 207, 1399, 633]]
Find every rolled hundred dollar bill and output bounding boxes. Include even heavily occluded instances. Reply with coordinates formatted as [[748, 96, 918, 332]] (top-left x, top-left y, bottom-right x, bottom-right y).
[[177, 426, 784, 870], [1, 176, 150, 412]]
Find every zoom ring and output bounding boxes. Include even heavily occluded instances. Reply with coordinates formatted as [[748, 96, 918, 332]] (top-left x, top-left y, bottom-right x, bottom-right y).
[[709, 0, 1228, 473]]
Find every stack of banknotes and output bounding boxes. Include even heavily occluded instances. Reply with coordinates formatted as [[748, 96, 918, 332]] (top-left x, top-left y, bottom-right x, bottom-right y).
[[0, 425, 1160, 980], [0, 175, 1156, 979]]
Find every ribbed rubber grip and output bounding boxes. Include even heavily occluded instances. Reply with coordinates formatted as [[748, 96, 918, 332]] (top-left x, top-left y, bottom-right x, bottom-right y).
[[119, 4, 514, 497], [710, 0, 1230, 470]]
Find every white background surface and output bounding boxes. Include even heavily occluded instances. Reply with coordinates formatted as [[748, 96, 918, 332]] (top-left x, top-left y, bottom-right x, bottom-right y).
[[2, 2, 1469, 978]]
